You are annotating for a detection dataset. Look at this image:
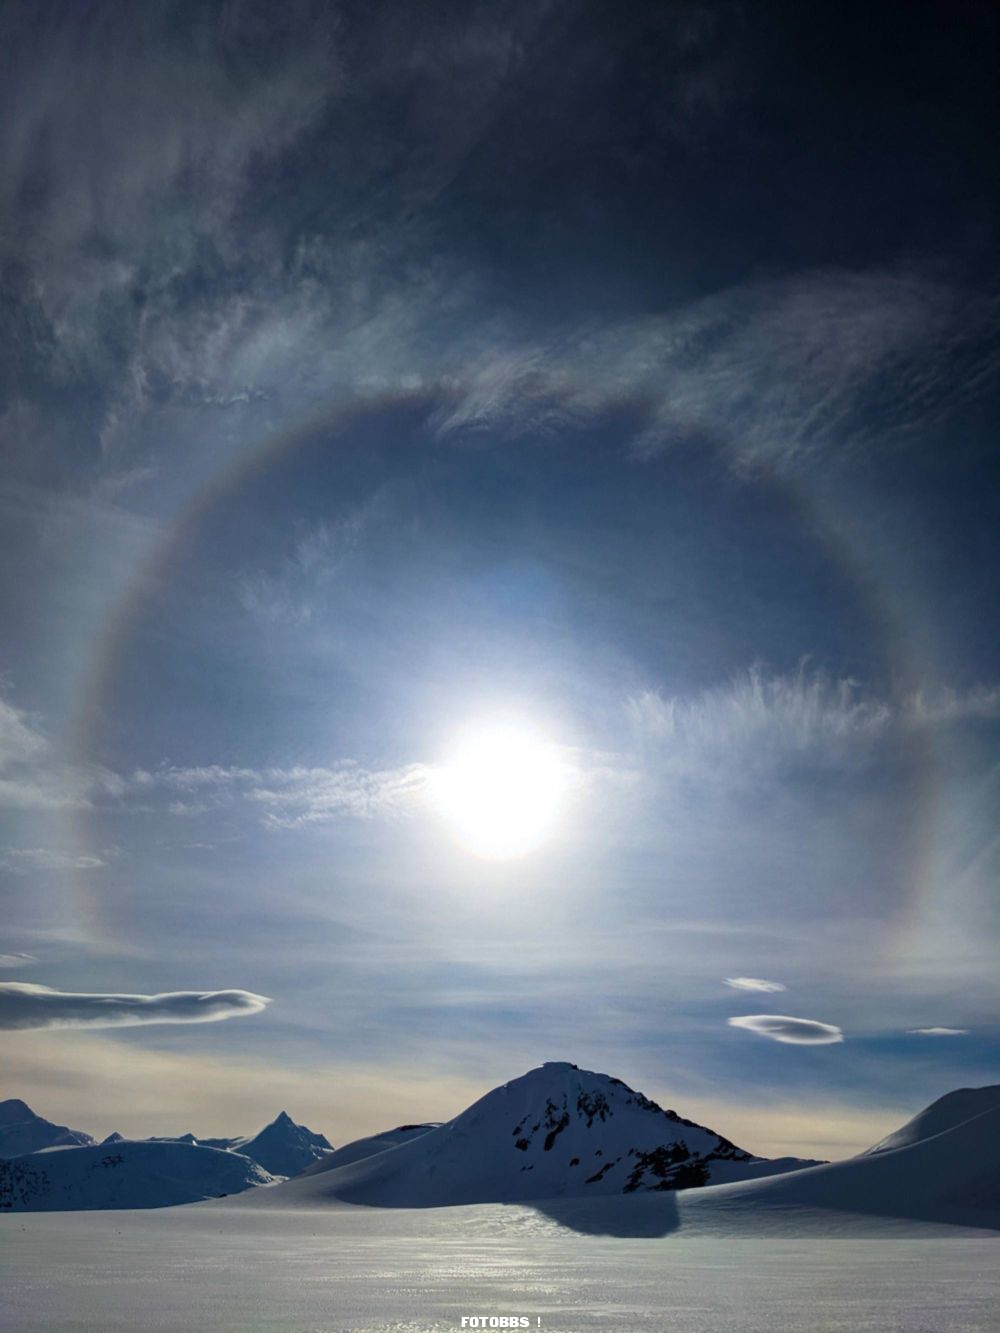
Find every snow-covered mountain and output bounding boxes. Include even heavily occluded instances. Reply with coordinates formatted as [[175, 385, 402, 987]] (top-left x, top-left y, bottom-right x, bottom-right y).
[[862, 1083, 1000, 1156], [0, 1100, 335, 1207], [0, 1140, 276, 1212], [264, 1062, 821, 1207], [80, 1111, 332, 1176], [679, 1097, 1000, 1231], [228, 1111, 333, 1177], [0, 1098, 94, 1158]]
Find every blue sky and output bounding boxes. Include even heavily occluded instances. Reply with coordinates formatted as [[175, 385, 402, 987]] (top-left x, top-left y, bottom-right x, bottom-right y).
[[1, 0, 998, 1159]]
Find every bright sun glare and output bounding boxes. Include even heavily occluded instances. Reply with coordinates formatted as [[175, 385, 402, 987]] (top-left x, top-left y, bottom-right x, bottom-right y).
[[429, 722, 569, 859]]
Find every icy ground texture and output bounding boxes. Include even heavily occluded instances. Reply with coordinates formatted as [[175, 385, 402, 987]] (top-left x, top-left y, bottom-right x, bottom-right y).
[[2, 1204, 998, 1332]]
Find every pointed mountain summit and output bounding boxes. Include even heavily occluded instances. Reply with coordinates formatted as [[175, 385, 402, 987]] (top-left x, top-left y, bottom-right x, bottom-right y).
[[267, 1062, 819, 1207], [0, 1098, 94, 1158], [0, 1098, 34, 1125], [232, 1110, 333, 1178], [862, 1084, 1000, 1156]]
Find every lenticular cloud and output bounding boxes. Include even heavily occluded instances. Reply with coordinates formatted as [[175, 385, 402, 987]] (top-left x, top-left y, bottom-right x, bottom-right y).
[[724, 976, 787, 993], [0, 982, 271, 1030], [728, 1013, 843, 1045], [907, 1026, 968, 1036]]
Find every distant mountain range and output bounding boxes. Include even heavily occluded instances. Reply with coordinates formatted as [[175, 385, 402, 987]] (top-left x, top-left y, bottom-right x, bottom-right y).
[[0, 1099, 332, 1210], [2, 1067, 998, 1225]]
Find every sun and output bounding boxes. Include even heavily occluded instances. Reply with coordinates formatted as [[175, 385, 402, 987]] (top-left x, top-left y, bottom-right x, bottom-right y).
[[429, 722, 569, 859]]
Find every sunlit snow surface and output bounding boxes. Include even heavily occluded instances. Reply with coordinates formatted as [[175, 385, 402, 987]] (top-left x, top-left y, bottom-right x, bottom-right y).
[[3, 1202, 999, 1332]]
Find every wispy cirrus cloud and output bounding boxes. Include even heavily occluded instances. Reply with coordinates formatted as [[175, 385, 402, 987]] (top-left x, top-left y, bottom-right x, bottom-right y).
[[249, 764, 431, 828], [5, 665, 996, 832], [0, 0, 994, 503], [728, 1013, 844, 1045], [0, 848, 108, 873], [724, 976, 787, 993], [905, 687, 1000, 725], [0, 1, 556, 488], [627, 665, 1000, 782], [133, 760, 430, 828], [0, 982, 271, 1031], [434, 270, 1000, 473], [0, 689, 125, 812], [0, 695, 49, 765], [0, 953, 37, 970], [237, 511, 370, 627]]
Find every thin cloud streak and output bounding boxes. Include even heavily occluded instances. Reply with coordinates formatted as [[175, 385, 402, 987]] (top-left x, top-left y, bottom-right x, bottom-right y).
[[133, 760, 432, 827], [0, 953, 37, 969], [906, 1027, 969, 1037], [725, 977, 787, 993], [1, 848, 107, 873]]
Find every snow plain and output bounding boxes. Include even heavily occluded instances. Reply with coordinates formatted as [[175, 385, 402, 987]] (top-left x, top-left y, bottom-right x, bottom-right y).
[[3, 1200, 999, 1332]]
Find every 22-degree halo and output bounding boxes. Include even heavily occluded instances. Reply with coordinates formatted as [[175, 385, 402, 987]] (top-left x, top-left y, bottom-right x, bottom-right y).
[[428, 723, 570, 859]]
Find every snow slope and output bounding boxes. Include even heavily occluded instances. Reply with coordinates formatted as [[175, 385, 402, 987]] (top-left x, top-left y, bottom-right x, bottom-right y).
[[301, 1122, 438, 1174], [228, 1110, 333, 1177], [671, 1100, 1000, 1232], [0, 1140, 276, 1211], [259, 1062, 819, 1207], [862, 1083, 1000, 1155], [0, 1098, 94, 1158]]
